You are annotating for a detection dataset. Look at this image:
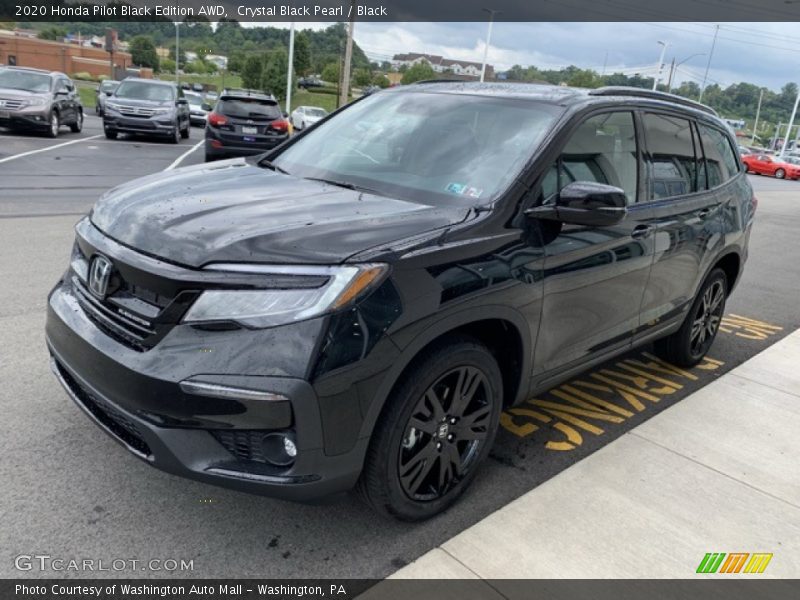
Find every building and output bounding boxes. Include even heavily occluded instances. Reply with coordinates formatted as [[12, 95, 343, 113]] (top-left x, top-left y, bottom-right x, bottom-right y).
[[0, 29, 138, 80], [392, 52, 494, 80]]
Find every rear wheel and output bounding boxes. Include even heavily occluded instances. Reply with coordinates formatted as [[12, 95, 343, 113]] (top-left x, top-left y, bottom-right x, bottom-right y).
[[357, 337, 503, 520], [654, 268, 727, 367], [69, 110, 83, 133]]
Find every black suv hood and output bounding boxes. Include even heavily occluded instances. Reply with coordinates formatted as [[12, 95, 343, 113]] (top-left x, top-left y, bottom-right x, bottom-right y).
[[90, 159, 470, 267]]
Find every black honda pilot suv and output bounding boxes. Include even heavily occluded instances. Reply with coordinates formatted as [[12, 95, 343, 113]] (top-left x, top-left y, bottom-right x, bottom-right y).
[[46, 83, 755, 520]]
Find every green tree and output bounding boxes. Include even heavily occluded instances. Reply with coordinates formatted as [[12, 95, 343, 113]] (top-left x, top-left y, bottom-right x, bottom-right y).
[[169, 44, 187, 69], [38, 26, 66, 41], [321, 62, 340, 84], [400, 62, 435, 85], [160, 58, 176, 74], [353, 68, 372, 87], [129, 35, 160, 71], [241, 54, 265, 90], [372, 73, 391, 88], [227, 51, 246, 74], [294, 31, 312, 76]]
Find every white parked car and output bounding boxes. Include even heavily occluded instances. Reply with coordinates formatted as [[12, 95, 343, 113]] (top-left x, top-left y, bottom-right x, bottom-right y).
[[290, 105, 328, 130]]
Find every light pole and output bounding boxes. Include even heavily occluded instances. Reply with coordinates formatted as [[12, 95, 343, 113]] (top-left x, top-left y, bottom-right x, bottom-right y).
[[652, 41, 668, 91], [752, 88, 764, 145], [667, 53, 705, 93], [480, 9, 500, 83], [286, 20, 295, 116], [698, 24, 719, 103], [174, 21, 180, 86], [779, 86, 800, 159]]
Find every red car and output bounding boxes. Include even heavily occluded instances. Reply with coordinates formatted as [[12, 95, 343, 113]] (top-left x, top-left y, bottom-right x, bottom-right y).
[[742, 153, 800, 179]]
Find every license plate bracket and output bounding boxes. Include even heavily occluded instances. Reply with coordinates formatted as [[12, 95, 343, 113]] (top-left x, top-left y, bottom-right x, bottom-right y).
[[242, 126, 258, 135]]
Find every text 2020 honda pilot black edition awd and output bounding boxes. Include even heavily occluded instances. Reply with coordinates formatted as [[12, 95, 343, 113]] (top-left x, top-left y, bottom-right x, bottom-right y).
[[46, 83, 755, 520]]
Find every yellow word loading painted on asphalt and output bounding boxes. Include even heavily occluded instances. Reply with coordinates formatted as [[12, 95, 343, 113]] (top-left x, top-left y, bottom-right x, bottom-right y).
[[500, 353, 724, 450], [719, 314, 783, 340]]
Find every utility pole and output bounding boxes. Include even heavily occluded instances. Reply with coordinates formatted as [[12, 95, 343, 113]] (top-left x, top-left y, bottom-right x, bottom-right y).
[[601, 51, 608, 77], [698, 24, 719, 103], [751, 88, 764, 145], [652, 41, 668, 91], [779, 87, 800, 159], [666, 58, 676, 91], [339, 0, 356, 108], [286, 20, 295, 116], [174, 22, 180, 87], [480, 9, 500, 83]]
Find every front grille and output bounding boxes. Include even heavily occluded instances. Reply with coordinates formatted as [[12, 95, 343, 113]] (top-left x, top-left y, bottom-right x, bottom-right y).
[[117, 105, 157, 117], [212, 430, 271, 463], [73, 276, 155, 352], [57, 362, 152, 458], [0, 98, 25, 110]]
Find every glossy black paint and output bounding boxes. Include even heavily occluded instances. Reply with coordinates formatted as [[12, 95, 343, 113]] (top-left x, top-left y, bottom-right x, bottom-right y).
[[46, 83, 755, 501]]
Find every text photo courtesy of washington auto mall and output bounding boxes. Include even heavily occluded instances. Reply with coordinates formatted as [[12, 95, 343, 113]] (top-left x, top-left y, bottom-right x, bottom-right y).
[[1, 0, 799, 598]]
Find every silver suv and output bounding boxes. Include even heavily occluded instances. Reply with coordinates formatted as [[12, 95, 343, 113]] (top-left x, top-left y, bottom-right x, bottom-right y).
[[0, 67, 84, 138], [102, 78, 191, 143]]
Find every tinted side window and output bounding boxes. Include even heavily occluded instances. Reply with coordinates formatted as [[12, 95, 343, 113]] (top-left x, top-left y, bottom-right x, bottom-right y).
[[698, 124, 739, 187], [643, 113, 700, 200], [543, 112, 638, 204]]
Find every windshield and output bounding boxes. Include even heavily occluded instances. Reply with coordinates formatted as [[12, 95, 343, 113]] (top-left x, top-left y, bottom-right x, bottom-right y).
[[114, 81, 175, 102], [306, 108, 327, 117], [273, 91, 561, 204], [0, 69, 52, 93], [100, 81, 118, 93], [185, 93, 203, 107], [218, 98, 281, 120]]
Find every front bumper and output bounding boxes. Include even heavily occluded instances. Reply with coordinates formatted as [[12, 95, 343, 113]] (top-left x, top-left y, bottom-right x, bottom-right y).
[[104, 113, 176, 137], [0, 110, 50, 130], [45, 278, 366, 501]]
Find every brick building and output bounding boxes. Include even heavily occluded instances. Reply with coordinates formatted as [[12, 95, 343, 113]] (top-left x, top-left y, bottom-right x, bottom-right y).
[[0, 30, 143, 80]]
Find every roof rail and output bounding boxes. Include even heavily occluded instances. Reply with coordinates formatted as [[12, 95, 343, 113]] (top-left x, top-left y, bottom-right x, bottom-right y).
[[412, 79, 464, 85], [588, 86, 718, 116], [221, 87, 273, 97]]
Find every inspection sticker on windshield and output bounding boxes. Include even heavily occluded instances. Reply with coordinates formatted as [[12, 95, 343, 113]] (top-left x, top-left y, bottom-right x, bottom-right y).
[[446, 183, 483, 198]]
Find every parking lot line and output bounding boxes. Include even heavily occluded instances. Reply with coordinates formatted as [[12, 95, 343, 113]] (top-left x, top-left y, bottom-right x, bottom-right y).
[[0, 134, 102, 165], [165, 140, 204, 171]]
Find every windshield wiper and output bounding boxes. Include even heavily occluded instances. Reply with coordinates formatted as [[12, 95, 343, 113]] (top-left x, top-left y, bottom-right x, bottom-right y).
[[256, 157, 291, 175], [304, 177, 381, 195]]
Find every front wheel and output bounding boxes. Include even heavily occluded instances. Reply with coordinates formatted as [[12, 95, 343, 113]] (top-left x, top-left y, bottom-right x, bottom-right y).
[[357, 337, 503, 521], [775, 168, 786, 179], [46, 112, 59, 138], [654, 268, 727, 367], [180, 120, 190, 139]]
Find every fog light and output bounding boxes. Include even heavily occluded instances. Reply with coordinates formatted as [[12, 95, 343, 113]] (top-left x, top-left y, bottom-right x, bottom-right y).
[[261, 433, 297, 466]]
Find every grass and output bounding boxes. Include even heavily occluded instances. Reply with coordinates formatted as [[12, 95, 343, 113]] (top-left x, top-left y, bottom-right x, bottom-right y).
[[77, 85, 97, 110]]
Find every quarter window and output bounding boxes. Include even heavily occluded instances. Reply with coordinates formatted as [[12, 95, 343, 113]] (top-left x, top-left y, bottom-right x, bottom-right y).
[[542, 112, 638, 205], [698, 124, 739, 187], [643, 113, 700, 200]]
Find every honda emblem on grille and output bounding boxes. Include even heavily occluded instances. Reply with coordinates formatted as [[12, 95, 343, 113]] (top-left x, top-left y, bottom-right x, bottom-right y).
[[88, 256, 112, 298], [0, 100, 5, 108]]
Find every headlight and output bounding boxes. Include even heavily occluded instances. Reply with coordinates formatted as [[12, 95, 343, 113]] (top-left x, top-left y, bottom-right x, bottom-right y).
[[105, 102, 121, 111], [24, 97, 47, 107], [182, 264, 388, 328], [151, 107, 171, 115]]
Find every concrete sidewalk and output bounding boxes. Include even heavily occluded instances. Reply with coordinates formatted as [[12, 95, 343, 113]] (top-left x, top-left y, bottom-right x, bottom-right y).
[[393, 329, 800, 579]]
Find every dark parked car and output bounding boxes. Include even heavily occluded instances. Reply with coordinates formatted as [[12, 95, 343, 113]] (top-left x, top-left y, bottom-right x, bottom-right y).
[[46, 83, 755, 520], [95, 79, 119, 116], [204, 89, 289, 161], [0, 66, 83, 137], [102, 78, 190, 143], [298, 77, 324, 89]]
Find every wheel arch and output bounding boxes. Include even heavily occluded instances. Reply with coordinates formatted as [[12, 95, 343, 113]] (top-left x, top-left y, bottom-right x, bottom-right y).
[[357, 306, 533, 443]]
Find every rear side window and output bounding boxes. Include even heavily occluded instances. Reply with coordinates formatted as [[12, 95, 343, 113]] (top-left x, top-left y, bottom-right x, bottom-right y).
[[541, 111, 638, 205], [698, 124, 739, 187], [218, 98, 281, 120], [643, 113, 701, 200]]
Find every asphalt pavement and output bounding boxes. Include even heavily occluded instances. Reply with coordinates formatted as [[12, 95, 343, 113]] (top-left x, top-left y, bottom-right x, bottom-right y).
[[1, 124, 799, 579]]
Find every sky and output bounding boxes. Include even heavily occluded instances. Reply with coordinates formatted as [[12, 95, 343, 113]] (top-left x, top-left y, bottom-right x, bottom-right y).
[[251, 22, 800, 92]]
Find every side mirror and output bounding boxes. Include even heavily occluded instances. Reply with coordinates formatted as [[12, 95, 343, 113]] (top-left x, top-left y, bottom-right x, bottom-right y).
[[282, 111, 289, 118], [55, 89, 69, 96], [526, 181, 627, 227], [105, 91, 113, 96], [202, 103, 212, 111], [176, 98, 188, 105]]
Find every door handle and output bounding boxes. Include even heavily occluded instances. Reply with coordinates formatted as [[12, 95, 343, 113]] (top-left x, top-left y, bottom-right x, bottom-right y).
[[631, 224, 654, 239]]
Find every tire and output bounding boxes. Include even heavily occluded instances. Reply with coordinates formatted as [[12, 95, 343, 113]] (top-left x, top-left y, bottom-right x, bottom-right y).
[[46, 112, 59, 138], [104, 129, 117, 140], [180, 121, 190, 139], [654, 268, 727, 367], [204, 151, 217, 162], [775, 168, 786, 179], [69, 110, 83, 133], [357, 336, 503, 521], [95, 104, 101, 116], [170, 123, 180, 144]]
